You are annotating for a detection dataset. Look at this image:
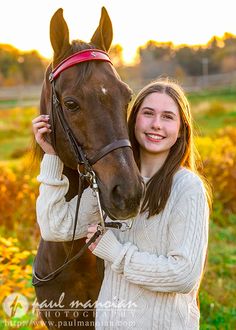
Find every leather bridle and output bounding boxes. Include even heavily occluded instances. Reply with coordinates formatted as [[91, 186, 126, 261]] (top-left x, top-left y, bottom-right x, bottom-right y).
[[32, 49, 134, 286], [49, 49, 132, 173]]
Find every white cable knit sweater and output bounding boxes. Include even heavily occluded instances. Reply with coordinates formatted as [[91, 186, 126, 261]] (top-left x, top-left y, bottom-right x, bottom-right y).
[[36, 154, 209, 330]]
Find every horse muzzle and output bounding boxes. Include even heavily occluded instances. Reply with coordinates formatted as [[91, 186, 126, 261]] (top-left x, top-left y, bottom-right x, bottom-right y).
[[100, 176, 145, 220]]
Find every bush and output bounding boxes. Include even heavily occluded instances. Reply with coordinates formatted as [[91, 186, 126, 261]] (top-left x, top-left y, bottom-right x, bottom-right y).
[[204, 101, 228, 117], [0, 153, 40, 246], [196, 126, 236, 225], [0, 237, 34, 316], [0, 236, 46, 329]]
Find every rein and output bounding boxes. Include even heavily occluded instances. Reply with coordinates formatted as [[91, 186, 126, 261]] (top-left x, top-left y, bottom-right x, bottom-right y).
[[32, 49, 133, 286]]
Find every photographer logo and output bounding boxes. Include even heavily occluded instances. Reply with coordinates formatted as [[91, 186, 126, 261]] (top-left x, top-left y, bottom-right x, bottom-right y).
[[3, 293, 29, 317]]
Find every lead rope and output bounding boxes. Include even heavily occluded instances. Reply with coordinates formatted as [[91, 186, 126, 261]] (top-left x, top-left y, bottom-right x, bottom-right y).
[[32, 169, 105, 286], [32, 165, 134, 285], [32, 230, 102, 286]]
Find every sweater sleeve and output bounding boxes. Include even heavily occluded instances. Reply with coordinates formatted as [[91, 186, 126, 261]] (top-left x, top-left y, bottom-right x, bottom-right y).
[[36, 154, 100, 241], [93, 179, 209, 294]]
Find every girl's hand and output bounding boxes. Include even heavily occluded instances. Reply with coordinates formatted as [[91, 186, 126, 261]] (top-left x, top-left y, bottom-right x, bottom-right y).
[[86, 224, 103, 252], [32, 115, 56, 155]]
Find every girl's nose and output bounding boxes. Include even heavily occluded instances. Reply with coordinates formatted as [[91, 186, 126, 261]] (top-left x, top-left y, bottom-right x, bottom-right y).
[[151, 115, 162, 130]]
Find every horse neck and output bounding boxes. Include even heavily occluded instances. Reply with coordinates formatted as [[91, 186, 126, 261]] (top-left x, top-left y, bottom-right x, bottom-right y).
[[63, 165, 81, 201]]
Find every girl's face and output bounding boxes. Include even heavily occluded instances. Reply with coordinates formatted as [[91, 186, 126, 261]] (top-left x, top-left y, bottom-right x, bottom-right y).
[[135, 92, 181, 158]]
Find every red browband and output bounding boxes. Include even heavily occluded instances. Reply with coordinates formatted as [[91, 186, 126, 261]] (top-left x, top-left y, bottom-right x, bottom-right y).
[[49, 49, 112, 82]]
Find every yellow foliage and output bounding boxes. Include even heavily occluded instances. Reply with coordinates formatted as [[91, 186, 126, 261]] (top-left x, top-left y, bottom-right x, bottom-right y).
[[196, 126, 236, 218], [0, 237, 35, 320], [0, 162, 39, 243]]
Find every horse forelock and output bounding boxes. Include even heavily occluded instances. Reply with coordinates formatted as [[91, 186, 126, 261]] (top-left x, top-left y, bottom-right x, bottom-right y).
[[55, 40, 99, 91]]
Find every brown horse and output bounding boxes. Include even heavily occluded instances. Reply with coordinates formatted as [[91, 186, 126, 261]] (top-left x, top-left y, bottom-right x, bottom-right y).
[[33, 7, 143, 329]]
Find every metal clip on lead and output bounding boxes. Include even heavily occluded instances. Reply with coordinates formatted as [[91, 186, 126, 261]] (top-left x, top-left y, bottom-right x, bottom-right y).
[[119, 221, 133, 232], [89, 171, 106, 232]]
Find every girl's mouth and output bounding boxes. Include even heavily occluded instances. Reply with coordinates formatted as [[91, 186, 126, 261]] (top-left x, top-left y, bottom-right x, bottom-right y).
[[145, 133, 165, 141]]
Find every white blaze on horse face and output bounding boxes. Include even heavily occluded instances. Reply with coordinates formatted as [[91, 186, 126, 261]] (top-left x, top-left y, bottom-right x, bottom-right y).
[[101, 86, 108, 95]]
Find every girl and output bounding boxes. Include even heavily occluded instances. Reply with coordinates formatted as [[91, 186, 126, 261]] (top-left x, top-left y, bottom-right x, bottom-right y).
[[33, 78, 211, 329]]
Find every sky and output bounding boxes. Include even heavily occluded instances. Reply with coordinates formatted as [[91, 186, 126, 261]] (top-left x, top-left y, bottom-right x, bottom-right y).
[[0, 0, 236, 64]]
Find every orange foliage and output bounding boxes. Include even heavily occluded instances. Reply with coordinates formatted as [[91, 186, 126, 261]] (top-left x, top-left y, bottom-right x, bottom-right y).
[[0, 158, 40, 244], [0, 237, 35, 316]]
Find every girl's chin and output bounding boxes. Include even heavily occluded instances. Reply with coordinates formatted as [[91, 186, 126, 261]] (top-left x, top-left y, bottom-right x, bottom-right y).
[[143, 147, 168, 154]]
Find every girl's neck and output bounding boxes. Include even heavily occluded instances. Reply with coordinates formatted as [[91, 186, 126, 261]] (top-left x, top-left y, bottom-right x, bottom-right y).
[[140, 149, 169, 178]]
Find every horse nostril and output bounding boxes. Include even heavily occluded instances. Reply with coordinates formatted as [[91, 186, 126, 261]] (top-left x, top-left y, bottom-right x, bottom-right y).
[[108, 179, 144, 218], [112, 184, 121, 198], [111, 185, 126, 209]]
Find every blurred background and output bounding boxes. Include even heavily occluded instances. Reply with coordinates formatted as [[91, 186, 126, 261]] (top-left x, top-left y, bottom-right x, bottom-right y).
[[0, 1, 236, 329]]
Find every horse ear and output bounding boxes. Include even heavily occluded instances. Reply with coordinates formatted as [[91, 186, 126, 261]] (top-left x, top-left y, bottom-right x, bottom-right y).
[[50, 8, 70, 66], [91, 7, 113, 52]]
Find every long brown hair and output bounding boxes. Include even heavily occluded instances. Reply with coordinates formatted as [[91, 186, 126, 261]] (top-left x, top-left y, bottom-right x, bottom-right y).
[[128, 77, 211, 218]]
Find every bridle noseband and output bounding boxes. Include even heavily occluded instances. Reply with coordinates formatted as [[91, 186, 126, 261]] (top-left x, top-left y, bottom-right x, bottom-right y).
[[32, 49, 134, 286]]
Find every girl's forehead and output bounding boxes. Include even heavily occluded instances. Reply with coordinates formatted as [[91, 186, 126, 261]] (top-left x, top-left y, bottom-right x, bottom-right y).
[[141, 92, 179, 112]]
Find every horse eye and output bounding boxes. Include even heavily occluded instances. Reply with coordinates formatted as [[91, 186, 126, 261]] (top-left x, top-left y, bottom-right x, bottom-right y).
[[64, 99, 80, 111], [128, 90, 134, 104], [126, 95, 133, 108]]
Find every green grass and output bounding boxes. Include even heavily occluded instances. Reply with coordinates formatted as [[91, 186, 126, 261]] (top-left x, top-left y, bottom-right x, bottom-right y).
[[0, 98, 39, 109], [200, 222, 236, 329], [0, 99, 19, 107], [0, 137, 31, 160], [189, 89, 236, 136], [193, 110, 236, 136], [188, 88, 236, 104]]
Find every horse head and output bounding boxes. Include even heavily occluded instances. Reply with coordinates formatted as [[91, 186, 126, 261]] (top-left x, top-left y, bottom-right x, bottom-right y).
[[40, 7, 143, 220]]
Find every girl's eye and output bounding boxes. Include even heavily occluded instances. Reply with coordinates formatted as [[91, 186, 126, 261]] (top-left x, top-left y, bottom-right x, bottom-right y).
[[163, 114, 173, 120], [63, 99, 80, 111], [143, 111, 153, 116]]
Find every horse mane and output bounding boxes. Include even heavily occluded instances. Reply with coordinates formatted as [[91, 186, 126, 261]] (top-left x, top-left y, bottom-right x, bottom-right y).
[[65, 40, 98, 88]]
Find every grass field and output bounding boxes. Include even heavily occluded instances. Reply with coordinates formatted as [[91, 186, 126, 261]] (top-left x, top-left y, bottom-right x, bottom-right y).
[[188, 88, 236, 136], [0, 88, 236, 329], [0, 107, 36, 163]]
